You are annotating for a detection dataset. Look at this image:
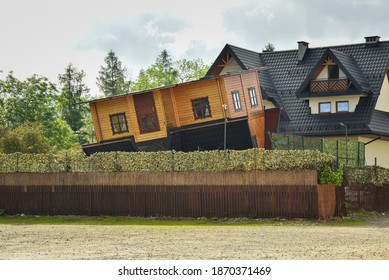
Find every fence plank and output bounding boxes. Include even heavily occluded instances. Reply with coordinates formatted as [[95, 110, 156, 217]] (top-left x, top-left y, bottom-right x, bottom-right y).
[[0, 172, 342, 219]]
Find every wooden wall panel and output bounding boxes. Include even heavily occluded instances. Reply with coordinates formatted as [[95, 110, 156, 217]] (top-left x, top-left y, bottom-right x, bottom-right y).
[[128, 91, 167, 143], [248, 116, 265, 148], [172, 79, 224, 126], [160, 88, 176, 128], [223, 75, 248, 119], [94, 97, 133, 142], [90, 103, 103, 142], [240, 71, 264, 118]]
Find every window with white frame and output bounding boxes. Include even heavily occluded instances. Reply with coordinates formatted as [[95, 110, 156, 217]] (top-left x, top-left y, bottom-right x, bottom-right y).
[[248, 87, 258, 107], [231, 90, 242, 112]]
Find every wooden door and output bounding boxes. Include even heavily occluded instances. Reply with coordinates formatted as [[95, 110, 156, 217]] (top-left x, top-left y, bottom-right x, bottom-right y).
[[133, 92, 160, 134]]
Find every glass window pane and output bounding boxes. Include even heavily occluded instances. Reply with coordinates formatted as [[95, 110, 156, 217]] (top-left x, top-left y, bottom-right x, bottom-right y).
[[337, 101, 349, 112], [319, 103, 331, 113]]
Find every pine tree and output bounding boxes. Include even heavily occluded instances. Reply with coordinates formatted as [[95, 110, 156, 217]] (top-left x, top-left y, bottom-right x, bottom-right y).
[[58, 63, 89, 133], [96, 50, 128, 96]]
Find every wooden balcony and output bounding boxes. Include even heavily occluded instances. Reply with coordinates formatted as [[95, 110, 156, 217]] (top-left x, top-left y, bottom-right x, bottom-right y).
[[310, 78, 349, 93]]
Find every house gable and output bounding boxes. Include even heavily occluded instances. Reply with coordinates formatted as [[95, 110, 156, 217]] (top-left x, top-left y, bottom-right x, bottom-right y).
[[206, 44, 247, 76], [296, 48, 370, 98]]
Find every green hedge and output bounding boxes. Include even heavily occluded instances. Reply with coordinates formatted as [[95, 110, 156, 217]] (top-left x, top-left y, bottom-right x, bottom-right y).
[[344, 166, 389, 186], [0, 149, 336, 173]]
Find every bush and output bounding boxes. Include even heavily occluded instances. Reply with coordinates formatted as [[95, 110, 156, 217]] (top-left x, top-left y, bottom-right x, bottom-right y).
[[344, 166, 389, 186], [319, 166, 343, 186], [0, 149, 336, 173]]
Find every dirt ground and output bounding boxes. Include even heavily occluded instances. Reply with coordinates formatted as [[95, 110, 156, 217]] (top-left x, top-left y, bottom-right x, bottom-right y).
[[0, 215, 388, 260]]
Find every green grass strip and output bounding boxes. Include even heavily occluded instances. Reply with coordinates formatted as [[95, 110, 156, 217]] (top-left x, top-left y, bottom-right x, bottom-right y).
[[0, 215, 365, 227]]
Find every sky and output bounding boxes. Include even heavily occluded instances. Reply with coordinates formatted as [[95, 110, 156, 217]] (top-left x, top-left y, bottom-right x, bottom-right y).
[[1, 0, 389, 96]]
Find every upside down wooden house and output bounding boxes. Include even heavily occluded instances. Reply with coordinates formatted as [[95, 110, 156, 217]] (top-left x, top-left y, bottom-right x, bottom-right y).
[[82, 70, 265, 155]]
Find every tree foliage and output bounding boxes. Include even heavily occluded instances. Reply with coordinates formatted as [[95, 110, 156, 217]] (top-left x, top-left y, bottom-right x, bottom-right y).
[[96, 50, 129, 97], [0, 72, 78, 152], [1, 122, 51, 154], [0, 73, 57, 129], [131, 49, 209, 91], [174, 58, 209, 83], [58, 63, 90, 133], [263, 43, 275, 52]]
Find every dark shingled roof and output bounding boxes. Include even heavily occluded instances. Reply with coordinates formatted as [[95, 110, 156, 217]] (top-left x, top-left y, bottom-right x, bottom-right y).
[[207, 40, 389, 137]]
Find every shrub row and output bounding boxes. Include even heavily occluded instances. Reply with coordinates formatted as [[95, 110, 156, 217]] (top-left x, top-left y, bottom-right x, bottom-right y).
[[0, 149, 336, 173], [344, 166, 389, 186]]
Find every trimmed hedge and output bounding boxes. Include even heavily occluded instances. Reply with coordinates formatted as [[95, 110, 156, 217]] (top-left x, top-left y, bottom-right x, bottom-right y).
[[344, 166, 389, 186], [0, 149, 336, 173]]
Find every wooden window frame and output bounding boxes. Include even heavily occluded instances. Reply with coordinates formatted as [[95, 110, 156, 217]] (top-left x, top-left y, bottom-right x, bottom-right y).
[[109, 112, 129, 135], [248, 87, 259, 108], [336, 101, 349, 113], [318, 102, 331, 114], [231, 90, 242, 112], [191, 97, 211, 120]]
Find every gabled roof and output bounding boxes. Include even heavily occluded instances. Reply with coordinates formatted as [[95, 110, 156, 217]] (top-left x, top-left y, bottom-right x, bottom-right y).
[[207, 39, 389, 137], [206, 44, 290, 119], [296, 48, 371, 97], [206, 44, 260, 76]]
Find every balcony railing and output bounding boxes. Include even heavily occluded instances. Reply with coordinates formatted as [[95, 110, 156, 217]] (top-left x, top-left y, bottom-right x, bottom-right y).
[[310, 78, 349, 93]]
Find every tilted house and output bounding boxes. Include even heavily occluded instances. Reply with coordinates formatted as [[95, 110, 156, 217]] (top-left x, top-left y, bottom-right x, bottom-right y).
[[206, 36, 389, 167], [82, 70, 265, 155]]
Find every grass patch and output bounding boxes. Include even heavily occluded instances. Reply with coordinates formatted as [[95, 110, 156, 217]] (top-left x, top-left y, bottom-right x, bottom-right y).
[[0, 215, 366, 227]]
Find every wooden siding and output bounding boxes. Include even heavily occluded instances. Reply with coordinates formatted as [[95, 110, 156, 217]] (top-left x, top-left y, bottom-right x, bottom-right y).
[[90, 102, 103, 142], [241, 71, 264, 118], [223, 74, 248, 118], [89, 71, 264, 145], [173, 79, 224, 126], [127, 92, 167, 143], [160, 88, 177, 128], [92, 92, 166, 144], [94, 97, 133, 142]]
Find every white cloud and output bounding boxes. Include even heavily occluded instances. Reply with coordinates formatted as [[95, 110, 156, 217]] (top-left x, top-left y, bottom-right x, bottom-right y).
[[1, 0, 389, 96]]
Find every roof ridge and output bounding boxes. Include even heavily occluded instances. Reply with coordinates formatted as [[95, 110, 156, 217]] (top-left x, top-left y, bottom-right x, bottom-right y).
[[259, 40, 389, 54], [226, 43, 259, 54]]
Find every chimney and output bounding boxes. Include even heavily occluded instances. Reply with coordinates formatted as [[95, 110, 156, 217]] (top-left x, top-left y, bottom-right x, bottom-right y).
[[297, 41, 309, 62], [365, 36, 380, 44]]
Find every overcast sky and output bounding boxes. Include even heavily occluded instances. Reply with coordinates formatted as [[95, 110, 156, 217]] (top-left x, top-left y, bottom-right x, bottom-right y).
[[1, 0, 388, 96]]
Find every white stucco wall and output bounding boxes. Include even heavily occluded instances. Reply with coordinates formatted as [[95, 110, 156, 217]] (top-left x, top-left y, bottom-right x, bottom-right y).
[[375, 73, 389, 112], [309, 95, 360, 114], [358, 137, 389, 168], [316, 65, 346, 80], [220, 57, 243, 75], [263, 100, 276, 109]]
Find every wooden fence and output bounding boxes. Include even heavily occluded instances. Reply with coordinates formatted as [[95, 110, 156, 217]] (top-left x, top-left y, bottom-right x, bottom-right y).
[[0, 171, 340, 219], [345, 184, 389, 212]]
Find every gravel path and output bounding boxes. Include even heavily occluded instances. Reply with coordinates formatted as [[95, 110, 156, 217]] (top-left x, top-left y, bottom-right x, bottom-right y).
[[1, 216, 388, 260]]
